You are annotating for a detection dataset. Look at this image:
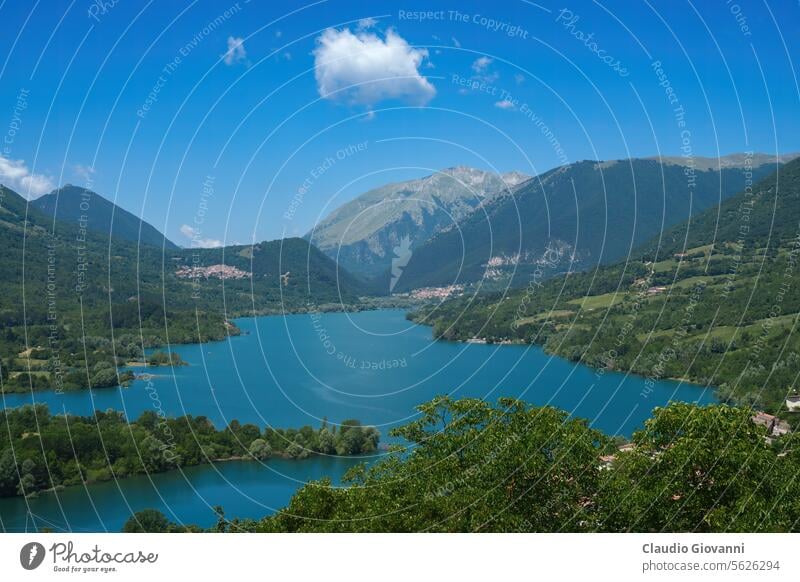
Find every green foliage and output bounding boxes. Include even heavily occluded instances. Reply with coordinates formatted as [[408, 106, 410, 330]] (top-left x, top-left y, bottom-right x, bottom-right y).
[[0, 404, 378, 498], [146, 351, 187, 367], [248, 438, 272, 460], [122, 509, 173, 533], [0, 184, 368, 393], [192, 397, 800, 533], [247, 396, 609, 532], [410, 159, 800, 413], [598, 403, 800, 532]]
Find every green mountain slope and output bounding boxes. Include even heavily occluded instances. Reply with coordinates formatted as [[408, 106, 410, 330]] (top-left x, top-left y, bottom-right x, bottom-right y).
[[393, 155, 787, 291], [31, 185, 179, 249], [0, 184, 366, 393], [411, 156, 800, 412], [174, 236, 371, 310]]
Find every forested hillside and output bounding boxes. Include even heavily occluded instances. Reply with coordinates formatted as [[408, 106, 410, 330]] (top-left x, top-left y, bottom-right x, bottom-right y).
[[0, 404, 378, 498], [410, 158, 800, 412], [0, 185, 367, 393], [32, 185, 179, 249], [393, 156, 785, 291]]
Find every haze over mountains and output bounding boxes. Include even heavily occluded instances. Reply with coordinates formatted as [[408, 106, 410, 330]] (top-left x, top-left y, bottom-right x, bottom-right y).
[[307, 167, 529, 278]]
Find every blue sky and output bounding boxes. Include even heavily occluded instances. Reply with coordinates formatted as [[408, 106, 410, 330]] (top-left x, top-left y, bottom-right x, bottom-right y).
[[0, 0, 798, 246]]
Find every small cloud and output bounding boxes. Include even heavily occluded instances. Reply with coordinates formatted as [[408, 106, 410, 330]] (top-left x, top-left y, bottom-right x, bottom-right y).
[[275, 30, 283, 38], [283, 51, 292, 61], [180, 224, 223, 248], [471, 56, 498, 83], [494, 99, 515, 110], [223, 36, 247, 66], [357, 17, 378, 30], [73, 164, 95, 183], [451, 37, 461, 48], [514, 73, 525, 84], [0, 154, 54, 198], [472, 56, 493, 74], [313, 27, 435, 108]]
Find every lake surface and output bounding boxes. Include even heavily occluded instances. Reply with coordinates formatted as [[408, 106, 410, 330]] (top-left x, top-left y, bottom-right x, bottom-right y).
[[0, 309, 716, 532]]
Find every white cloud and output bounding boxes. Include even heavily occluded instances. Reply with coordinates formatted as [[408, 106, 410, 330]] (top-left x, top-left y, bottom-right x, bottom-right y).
[[180, 224, 222, 248], [472, 56, 493, 74], [313, 27, 435, 107], [223, 36, 246, 65], [451, 37, 461, 48], [471, 56, 498, 83], [357, 17, 377, 30], [0, 154, 54, 198], [514, 73, 525, 84], [494, 99, 515, 110], [73, 163, 95, 183]]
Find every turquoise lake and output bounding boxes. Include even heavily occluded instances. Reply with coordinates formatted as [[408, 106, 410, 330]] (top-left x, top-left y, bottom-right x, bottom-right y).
[[0, 309, 716, 532]]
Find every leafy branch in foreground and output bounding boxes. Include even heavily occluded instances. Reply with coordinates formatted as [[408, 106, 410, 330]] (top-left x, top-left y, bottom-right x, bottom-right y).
[[125, 396, 800, 533]]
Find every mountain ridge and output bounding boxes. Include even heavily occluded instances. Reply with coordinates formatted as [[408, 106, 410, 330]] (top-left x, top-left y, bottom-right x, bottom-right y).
[[306, 166, 530, 279], [389, 154, 791, 292], [31, 184, 179, 249], [411, 157, 800, 412]]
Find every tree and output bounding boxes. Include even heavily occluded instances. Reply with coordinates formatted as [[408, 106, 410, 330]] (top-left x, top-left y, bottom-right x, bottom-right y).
[[249, 398, 800, 533], [0, 449, 18, 496], [596, 403, 800, 532], [248, 438, 272, 460], [317, 428, 336, 455], [123, 509, 172, 533], [91, 366, 119, 388], [139, 435, 177, 472], [258, 397, 608, 532], [286, 439, 310, 460], [16, 459, 37, 496]]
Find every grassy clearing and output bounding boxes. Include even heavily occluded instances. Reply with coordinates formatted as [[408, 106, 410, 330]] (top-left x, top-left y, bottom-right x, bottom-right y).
[[568, 292, 626, 310], [514, 310, 575, 326]]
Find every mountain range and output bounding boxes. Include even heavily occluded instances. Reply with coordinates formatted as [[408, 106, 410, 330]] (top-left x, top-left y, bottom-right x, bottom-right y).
[[412, 155, 800, 412], [388, 154, 793, 292], [2, 151, 797, 395], [306, 166, 529, 279]]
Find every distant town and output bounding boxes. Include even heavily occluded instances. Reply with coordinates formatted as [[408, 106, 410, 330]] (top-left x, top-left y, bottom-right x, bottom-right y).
[[175, 263, 251, 280]]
